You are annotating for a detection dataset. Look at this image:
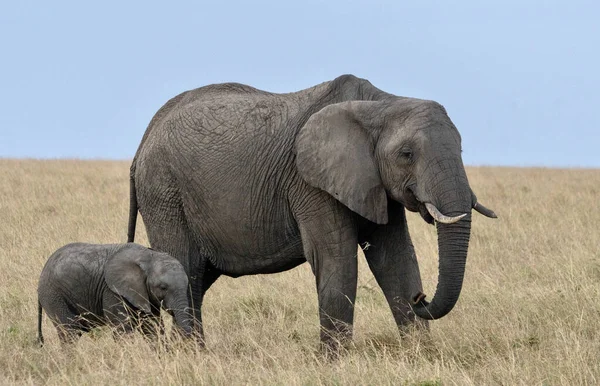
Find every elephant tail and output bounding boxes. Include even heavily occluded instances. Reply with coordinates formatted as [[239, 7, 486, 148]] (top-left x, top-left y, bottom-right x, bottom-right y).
[[127, 172, 138, 243], [37, 301, 44, 347]]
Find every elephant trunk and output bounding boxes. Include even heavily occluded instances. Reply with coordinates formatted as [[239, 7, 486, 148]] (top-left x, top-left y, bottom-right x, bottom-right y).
[[165, 296, 193, 337], [412, 160, 473, 320], [412, 216, 471, 320]]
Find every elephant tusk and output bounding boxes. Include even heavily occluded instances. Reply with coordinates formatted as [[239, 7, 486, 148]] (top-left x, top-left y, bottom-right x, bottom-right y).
[[473, 202, 498, 218], [425, 203, 467, 224]]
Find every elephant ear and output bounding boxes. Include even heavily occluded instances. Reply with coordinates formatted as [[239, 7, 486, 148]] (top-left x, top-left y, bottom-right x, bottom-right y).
[[295, 101, 388, 224], [104, 250, 152, 314]]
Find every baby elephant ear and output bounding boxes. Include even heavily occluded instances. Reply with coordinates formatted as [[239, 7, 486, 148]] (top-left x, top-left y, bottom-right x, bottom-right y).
[[105, 250, 152, 314], [295, 101, 388, 224]]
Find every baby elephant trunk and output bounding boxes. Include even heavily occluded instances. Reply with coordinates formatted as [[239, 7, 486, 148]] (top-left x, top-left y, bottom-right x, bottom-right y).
[[165, 296, 193, 337]]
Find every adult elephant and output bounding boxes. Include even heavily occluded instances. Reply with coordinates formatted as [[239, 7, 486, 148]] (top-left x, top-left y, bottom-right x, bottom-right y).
[[127, 74, 496, 350]]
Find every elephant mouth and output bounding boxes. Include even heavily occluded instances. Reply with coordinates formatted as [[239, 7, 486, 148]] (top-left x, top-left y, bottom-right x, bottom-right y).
[[400, 187, 435, 225], [418, 203, 435, 225]]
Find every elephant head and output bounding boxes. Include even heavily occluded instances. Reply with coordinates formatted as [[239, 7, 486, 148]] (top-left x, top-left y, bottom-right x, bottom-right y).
[[104, 248, 192, 335], [295, 98, 496, 320]]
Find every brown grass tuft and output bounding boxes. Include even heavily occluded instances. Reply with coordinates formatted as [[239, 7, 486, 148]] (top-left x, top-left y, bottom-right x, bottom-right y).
[[0, 159, 598, 385]]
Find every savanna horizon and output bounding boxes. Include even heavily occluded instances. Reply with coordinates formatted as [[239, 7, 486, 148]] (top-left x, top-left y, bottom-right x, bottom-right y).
[[0, 159, 598, 385]]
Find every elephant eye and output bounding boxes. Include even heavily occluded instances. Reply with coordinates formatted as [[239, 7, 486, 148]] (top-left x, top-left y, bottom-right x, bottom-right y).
[[399, 149, 413, 161], [159, 284, 168, 291]]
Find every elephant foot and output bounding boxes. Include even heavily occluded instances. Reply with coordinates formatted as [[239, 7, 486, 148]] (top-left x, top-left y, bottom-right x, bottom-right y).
[[396, 318, 431, 348], [318, 323, 354, 360], [318, 340, 347, 361]]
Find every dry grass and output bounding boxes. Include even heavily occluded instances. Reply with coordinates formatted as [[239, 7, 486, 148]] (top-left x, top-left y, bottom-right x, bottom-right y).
[[0, 159, 598, 385]]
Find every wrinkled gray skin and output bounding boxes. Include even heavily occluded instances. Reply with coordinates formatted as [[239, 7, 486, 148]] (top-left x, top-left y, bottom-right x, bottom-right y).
[[37, 242, 192, 345], [128, 74, 496, 350]]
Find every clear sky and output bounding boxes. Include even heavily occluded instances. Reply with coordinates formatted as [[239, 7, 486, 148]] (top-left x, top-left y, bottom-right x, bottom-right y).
[[1, 1, 598, 167]]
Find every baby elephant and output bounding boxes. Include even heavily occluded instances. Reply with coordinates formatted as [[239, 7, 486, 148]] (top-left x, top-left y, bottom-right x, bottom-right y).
[[37, 242, 192, 345]]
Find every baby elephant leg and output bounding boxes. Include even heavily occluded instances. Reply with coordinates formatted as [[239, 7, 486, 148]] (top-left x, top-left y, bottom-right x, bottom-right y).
[[53, 319, 85, 345], [102, 291, 138, 338], [139, 311, 164, 339], [46, 300, 88, 345]]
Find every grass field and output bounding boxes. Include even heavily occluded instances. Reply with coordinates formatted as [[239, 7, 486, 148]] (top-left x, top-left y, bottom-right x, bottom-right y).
[[0, 159, 598, 385]]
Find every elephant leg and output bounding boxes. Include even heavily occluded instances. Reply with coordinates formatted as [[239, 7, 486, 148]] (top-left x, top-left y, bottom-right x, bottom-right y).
[[297, 199, 359, 353], [359, 202, 429, 333], [54, 322, 83, 345], [140, 312, 163, 339], [46, 300, 87, 344], [187, 261, 220, 344], [51, 316, 85, 345], [141, 201, 220, 345], [103, 291, 137, 337]]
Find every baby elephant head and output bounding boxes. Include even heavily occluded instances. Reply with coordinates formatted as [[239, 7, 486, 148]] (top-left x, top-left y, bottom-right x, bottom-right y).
[[104, 246, 192, 336]]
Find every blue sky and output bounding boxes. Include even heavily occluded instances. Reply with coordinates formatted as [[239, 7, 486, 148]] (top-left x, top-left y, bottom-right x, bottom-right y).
[[1, 1, 598, 167]]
